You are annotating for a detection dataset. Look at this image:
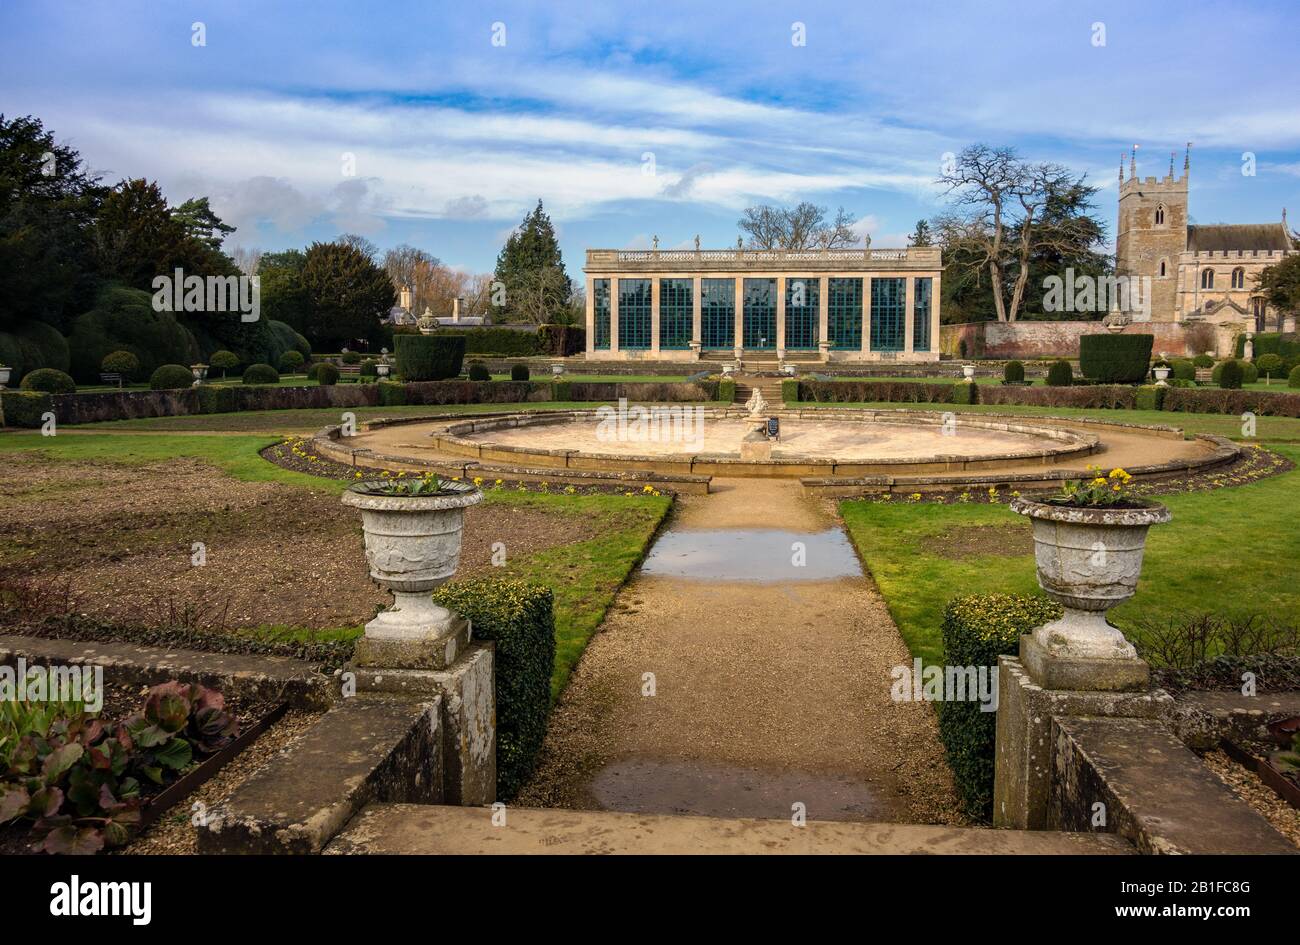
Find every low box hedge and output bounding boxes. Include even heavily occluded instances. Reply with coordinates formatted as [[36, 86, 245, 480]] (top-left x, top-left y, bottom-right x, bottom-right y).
[[1, 390, 52, 428], [950, 380, 978, 405], [551, 379, 572, 402], [780, 378, 798, 403], [1134, 384, 1165, 411], [937, 594, 1061, 821], [431, 578, 555, 800], [377, 380, 406, 406]]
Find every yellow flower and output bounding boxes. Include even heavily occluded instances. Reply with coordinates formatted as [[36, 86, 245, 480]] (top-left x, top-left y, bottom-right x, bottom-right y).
[[1091, 477, 1107, 487], [354, 471, 362, 478]]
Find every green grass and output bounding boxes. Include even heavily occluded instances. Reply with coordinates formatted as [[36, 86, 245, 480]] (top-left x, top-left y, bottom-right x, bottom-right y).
[[841, 445, 1300, 665], [0, 430, 669, 699], [798, 400, 1300, 442]]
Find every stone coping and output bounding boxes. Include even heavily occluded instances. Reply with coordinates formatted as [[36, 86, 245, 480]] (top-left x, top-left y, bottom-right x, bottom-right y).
[[341, 481, 483, 511]]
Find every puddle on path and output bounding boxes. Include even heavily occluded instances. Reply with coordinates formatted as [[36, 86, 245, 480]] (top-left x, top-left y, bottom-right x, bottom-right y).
[[590, 757, 885, 822], [639, 528, 862, 582]]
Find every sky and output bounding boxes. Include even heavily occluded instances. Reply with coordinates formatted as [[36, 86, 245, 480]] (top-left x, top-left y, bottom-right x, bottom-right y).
[[2, 0, 1298, 278]]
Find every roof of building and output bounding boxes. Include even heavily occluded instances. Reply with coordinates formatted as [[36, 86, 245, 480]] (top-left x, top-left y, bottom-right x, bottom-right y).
[[1186, 222, 1292, 253]]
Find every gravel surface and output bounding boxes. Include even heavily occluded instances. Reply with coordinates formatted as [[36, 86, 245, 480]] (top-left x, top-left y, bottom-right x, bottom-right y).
[[1200, 749, 1300, 848], [517, 478, 964, 825]]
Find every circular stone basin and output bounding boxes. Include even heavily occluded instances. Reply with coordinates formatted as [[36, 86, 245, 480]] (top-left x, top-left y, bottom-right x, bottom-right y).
[[428, 409, 1100, 477]]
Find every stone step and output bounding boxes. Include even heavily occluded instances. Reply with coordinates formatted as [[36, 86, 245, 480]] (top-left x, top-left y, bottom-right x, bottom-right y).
[[1051, 717, 1296, 855], [324, 803, 1133, 855], [198, 696, 442, 854]]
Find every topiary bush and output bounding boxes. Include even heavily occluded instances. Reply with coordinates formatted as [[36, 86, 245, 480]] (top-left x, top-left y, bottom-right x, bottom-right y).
[[1242, 361, 1259, 384], [1134, 385, 1165, 411], [1172, 359, 1196, 381], [937, 594, 1062, 821], [209, 350, 239, 378], [100, 350, 140, 380], [19, 368, 76, 395], [242, 363, 280, 385], [358, 358, 379, 381], [315, 362, 340, 386], [1003, 360, 1025, 384], [394, 334, 466, 381], [67, 284, 199, 383], [718, 378, 736, 403], [1193, 353, 1214, 368], [781, 378, 799, 403], [1046, 359, 1073, 386], [1078, 333, 1154, 384], [510, 363, 530, 381], [467, 360, 491, 382], [950, 380, 977, 405], [431, 578, 555, 800], [1290, 365, 1300, 389], [278, 350, 305, 374], [1217, 359, 1244, 390], [1256, 353, 1284, 381], [340, 351, 362, 365], [149, 364, 194, 390]]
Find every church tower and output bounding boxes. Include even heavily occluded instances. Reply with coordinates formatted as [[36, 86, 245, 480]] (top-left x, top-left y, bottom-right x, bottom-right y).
[[1116, 144, 1189, 320]]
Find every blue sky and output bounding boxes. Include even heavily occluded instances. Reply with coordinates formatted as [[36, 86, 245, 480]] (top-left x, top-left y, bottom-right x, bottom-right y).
[[2, 0, 1298, 276]]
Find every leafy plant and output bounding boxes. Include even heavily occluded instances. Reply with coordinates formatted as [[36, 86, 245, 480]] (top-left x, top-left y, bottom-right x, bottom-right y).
[[100, 350, 140, 379], [1050, 465, 1137, 508], [352, 471, 470, 497]]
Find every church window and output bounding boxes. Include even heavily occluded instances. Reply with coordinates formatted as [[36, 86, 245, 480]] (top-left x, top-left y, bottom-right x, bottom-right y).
[[1200, 268, 1214, 290], [1231, 267, 1245, 289], [1158, 259, 1168, 278], [1155, 205, 1165, 225]]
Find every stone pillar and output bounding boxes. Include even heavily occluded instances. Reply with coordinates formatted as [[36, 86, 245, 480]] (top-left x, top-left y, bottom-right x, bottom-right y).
[[904, 276, 916, 357], [733, 275, 744, 361], [775, 275, 787, 359], [931, 272, 942, 357], [650, 277, 661, 357], [584, 276, 595, 357], [692, 276, 703, 347], [610, 276, 620, 354], [817, 276, 829, 351], [862, 277, 873, 357]]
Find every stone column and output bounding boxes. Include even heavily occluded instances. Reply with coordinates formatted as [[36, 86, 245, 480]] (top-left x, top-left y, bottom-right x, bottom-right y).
[[690, 275, 703, 360], [818, 276, 829, 351], [775, 275, 787, 359], [585, 276, 595, 357], [862, 277, 872, 357], [904, 276, 916, 357], [931, 272, 942, 357], [610, 276, 620, 355], [650, 277, 661, 357], [733, 275, 744, 361]]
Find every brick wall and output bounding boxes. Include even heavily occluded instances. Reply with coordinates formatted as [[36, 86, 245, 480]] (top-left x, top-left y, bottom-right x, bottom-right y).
[[941, 321, 1198, 360]]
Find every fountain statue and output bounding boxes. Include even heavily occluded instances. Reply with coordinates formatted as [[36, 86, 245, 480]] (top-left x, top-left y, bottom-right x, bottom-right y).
[[745, 387, 768, 416], [740, 387, 773, 461]]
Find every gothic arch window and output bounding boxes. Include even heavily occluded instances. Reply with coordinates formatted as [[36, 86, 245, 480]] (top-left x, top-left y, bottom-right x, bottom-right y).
[[1200, 268, 1214, 290], [1158, 258, 1168, 278], [1155, 204, 1165, 225], [1231, 267, 1245, 289]]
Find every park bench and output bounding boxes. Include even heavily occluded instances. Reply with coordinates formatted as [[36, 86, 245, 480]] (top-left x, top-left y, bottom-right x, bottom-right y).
[[99, 372, 124, 388]]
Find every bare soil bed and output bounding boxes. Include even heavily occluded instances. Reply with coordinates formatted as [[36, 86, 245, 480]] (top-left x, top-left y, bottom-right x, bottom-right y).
[[0, 452, 602, 631]]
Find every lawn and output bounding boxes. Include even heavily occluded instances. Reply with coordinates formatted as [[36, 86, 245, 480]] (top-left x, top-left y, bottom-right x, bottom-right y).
[[840, 444, 1300, 665], [0, 431, 670, 699]]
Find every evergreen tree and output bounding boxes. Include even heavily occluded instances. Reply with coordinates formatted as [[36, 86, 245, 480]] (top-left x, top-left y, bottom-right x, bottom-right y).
[[906, 219, 933, 247], [299, 240, 395, 350], [172, 197, 235, 250], [493, 200, 571, 322]]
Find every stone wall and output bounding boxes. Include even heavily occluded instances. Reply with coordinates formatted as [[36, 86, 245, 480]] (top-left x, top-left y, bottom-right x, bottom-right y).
[[942, 321, 1203, 360]]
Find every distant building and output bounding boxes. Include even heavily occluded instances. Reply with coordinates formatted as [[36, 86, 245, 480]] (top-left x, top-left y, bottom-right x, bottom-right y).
[[583, 244, 942, 362], [1116, 145, 1296, 334]]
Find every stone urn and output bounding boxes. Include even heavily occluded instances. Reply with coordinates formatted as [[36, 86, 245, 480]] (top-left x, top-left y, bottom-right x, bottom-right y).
[[342, 479, 483, 665], [1153, 365, 1170, 386], [376, 362, 391, 378], [1010, 496, 1170, 666], [962, 363, 976, 381], [551, 363, 565, 376]]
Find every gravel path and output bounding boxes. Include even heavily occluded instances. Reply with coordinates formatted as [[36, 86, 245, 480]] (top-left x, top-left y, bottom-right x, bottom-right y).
[[518, 478, 963, 824]]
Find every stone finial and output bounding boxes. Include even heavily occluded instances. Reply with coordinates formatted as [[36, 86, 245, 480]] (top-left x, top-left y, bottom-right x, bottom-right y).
[[694, 234, 701, 252], [1169, 151, 1175, 178], [1130, 144, 1137, 179], [1119, 152, 1125, 184], [652, 234, 659, 250], [1184, 142, 1191, 173]]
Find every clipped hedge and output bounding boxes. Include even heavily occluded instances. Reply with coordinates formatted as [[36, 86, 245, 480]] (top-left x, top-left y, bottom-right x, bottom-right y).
[[718, 378, 735, 403], [395, 334, 466, 381], [0, 390, 52, 428], [1046, 359, 1073, 386], [1290, 365, 1300, 388], [467, 361, 491, 381], [1134, 385, 1165, 411], [439, 326, 545, 357], [800, 379, 952, 404], [1216, 360, 1244, 390], [1235, 332, 1300, 362], [377, 380, 406, 406], [951, 380, 977, 405], [1003, 360, 1025, 384], [1078, 333, 1153, 384], [537, 324, 586, 357], [781, 378, 798, 403], [937, 594, 1062, 821], [242, 363, 280, 385], [509, 363, 530, 381], [1161, 387, 1300, 418], [149, 364, 195, 390], [20, 368, 76, 395], [1171, 359, 1196, 382], [551, 379, 571, 402], [316, 363, 340, 386], [431, 578, 555, 800]]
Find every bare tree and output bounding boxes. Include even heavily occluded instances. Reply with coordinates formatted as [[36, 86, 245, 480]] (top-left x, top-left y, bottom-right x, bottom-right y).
[[738, 202, 859, 250], [229, 246, 262, 276], [937, 144, 1089, 322], [337, 232, 379, 262]]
